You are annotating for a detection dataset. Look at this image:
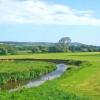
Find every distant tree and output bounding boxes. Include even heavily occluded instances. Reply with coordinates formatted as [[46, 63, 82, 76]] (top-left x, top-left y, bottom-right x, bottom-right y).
[[38, 46, 48, 52], [0, 48, 8, 55], [59, 37, 71, 45], [49, 46, 62, 52], [58, 37, 71, 52], [0, 44, 9, 55], [32, 46, 41, 53]]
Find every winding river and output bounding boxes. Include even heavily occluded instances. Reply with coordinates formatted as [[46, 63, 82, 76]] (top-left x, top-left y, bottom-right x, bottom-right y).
[[9, 64, 67, 92]]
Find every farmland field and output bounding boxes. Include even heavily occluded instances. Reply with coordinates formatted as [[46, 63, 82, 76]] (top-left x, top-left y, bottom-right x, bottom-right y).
[[0, 52, 100, 100]]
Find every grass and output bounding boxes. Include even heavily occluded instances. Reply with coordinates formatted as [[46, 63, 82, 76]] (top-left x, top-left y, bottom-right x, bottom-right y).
[[0, 52, 100, 61], [0, 52, 100, 100], [0, 61, 56, 86], [58, 62, 100, 99]]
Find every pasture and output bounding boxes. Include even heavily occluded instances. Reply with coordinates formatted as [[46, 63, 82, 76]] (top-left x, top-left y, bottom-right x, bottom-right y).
[[0, 52, 100, 100]]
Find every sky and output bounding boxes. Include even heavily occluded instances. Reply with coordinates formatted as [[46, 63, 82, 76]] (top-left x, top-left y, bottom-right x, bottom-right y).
[[0, 0, 100, 46]]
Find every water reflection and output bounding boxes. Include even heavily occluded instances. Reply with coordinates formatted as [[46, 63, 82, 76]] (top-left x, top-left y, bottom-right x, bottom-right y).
[[8, 64, 67, 92]]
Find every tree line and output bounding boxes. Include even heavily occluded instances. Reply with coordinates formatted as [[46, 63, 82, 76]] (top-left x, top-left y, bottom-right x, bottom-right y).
[[0, 37, 100, 55]]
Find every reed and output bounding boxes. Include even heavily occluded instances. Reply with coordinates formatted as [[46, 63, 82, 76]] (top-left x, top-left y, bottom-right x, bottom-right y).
[[0, 61, 56, 85]]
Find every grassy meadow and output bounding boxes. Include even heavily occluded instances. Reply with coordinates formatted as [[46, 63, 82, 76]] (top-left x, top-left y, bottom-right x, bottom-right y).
[[0, 61, 56, 88], [0, 52, 100, 61], [0, 52, 100, 100]]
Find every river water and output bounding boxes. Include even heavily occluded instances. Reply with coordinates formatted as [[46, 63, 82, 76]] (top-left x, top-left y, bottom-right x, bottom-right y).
[[9, 64, 67, 92]]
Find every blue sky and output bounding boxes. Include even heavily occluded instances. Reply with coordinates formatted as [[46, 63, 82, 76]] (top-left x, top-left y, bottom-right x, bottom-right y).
[[0, 0, 100, 46]]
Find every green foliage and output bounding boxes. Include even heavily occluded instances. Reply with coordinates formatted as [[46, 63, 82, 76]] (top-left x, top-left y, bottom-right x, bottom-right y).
[[70, 44, 100, 52], [38, 46, 49, 52], [0, 44, 16, 55], [32, 46, 41, 53], [0, 61, 56, 85], [57, 37, 71, 52], [0, 48, 8, 55], [1, 41, 100, 54]]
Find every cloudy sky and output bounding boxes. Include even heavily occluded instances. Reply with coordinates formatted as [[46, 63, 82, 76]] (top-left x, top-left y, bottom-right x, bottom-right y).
[[0, 0, 100, 45]]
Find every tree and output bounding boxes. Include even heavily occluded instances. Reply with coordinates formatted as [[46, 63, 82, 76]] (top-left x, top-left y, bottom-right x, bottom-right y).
[[59, 37, 71, 45], [49, 45, 61, 52], [57, 37, 71, 52], [38, 46, 48, 52], [0, 48, 8, 55], [32, 46, 41, 53]]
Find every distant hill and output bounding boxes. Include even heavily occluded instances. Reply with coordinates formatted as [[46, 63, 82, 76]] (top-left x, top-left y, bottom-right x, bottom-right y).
[[0, 41, 55, 47], [0, 41, 99, 47], [70, 42, 86, 46]]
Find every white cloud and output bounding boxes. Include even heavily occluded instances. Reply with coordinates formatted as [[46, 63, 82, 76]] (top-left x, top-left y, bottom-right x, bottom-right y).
[[0, 0, 100, 25]]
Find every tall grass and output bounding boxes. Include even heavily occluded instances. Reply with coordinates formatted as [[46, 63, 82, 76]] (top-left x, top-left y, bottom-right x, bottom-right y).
[[0, 61, 56, 86]]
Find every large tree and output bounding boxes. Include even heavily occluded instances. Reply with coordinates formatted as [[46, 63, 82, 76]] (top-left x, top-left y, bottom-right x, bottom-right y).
[[58, 37, 71, 52]]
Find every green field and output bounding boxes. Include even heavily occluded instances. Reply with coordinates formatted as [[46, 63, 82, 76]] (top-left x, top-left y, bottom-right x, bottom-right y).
[[0, 52, 100, 61], [0, 52, 100, 100], [0, 61, 56, 89]]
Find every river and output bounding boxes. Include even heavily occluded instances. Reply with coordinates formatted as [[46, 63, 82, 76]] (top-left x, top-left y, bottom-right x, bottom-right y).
[[9, 64, 67, 92]]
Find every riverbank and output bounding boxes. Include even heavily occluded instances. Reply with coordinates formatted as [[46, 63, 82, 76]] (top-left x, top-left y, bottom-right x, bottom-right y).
[[9, 64, 67, 92], [0, 61, 56, 90]]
